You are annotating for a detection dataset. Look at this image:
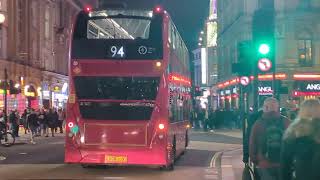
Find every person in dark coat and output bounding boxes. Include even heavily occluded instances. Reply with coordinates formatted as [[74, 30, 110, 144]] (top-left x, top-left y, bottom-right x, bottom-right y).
[[46, 109, 57, 137], [9, 110, 19, 137], [21, 109, 28, 134], [38, 109, 47, 137], [250, 98, 291, 180], [27, 109, 38, 144], [281, 99, 320, 180]]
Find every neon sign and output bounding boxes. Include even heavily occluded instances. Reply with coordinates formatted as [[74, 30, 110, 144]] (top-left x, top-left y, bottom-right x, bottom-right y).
[[168, 74, 191, 86]]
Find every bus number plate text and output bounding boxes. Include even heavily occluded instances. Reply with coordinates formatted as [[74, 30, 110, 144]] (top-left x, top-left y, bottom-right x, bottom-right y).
[[105, 155, 128, 164]]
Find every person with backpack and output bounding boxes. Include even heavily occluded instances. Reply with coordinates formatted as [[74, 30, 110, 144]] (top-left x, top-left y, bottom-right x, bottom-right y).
[[249, 97, 291, 180], [280, 99, 320, 180]]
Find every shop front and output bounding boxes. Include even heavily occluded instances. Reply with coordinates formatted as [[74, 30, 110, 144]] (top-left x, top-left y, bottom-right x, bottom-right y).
[[24, 85, 39, 110], [290, 74, 320, 109], [218, 86, 240, 110], [51, 83, 68, 109], [292, 81, 320, 101]]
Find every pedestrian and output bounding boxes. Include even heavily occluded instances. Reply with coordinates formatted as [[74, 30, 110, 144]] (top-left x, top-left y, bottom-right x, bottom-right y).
[[9, 110, 19, 137], [38, 109, 47, 136], [57, 108, 65, 133], [15, 110, 20, 137], [203, 107, 209, 131], [280, 99, 320, 180], [21, 109, 28, 134], [249, 97, 291, 180], [27, 109, 38, 144], [47, 109, 56, 137]]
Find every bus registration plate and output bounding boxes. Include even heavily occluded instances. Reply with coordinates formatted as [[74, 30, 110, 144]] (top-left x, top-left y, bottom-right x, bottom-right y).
[[105, 155, 128, 164]]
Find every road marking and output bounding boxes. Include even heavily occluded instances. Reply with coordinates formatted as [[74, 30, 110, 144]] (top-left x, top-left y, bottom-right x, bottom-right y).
[[221, 165, 233, 168], [0, 156, 6, 161], [223, 156, 232, 158], [205, 168, 218, 174], [204, 174, 218, 179], [210, 152, 222, 168], [19, 152, 28, 155], [101, 177, 126, 180], [48, 141, 65, 145]]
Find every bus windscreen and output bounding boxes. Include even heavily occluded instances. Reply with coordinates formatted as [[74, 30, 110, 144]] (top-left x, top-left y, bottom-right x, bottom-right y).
[[74, 76, 160, 100]]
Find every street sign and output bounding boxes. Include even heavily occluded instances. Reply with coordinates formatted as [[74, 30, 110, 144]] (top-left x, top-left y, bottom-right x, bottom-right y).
[[240, 76, 250, 86], [258, 58, 272, 72]]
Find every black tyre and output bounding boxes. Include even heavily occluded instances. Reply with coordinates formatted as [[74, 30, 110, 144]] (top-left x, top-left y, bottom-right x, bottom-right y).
[[185, 131, 189, 148], [161, 138, 176, 171], [1, 132, 15, 147]]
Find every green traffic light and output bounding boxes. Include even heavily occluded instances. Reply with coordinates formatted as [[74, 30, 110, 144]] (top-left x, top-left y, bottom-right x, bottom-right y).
[[258, 44, 270, 55]]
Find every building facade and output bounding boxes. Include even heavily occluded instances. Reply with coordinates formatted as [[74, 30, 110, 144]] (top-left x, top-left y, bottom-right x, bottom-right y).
[[192, 0, 219, 110], [216, 0, 320, 110], [0, 0, 98, 112]]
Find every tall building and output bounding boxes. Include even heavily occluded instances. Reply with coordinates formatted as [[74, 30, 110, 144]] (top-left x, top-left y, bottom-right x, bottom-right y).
[[0, 0, 98, 112], [192, 0, 219, 110], [216, 0, 320, 110]]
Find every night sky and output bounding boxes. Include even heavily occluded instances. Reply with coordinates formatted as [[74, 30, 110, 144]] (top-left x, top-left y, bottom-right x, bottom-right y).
[[103, 0, 210, 51]]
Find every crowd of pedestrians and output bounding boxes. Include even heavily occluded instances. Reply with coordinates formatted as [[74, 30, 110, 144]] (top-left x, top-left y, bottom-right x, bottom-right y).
[[190, 107, 242, 131], [243, 97, 320, 180], [0, 108, 66, 144]]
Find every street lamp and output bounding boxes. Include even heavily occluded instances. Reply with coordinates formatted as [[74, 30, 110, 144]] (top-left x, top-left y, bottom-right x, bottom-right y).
[[0, 13, 5, 24], [0, 13, 6, 124]]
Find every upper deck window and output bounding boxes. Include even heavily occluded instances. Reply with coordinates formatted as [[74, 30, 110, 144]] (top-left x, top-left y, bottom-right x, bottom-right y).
[[72, 10, 163, 60], [87, 10, 152, 40]]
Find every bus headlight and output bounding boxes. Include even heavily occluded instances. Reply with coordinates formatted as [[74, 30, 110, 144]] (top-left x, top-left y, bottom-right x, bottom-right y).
[[68, 132, 73, 138]]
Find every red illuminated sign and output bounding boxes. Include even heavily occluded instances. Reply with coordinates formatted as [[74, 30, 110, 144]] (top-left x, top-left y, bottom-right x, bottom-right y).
[[168, 74, 191, 86], [293, 74, 320, 80], [292, 91, 320, 97]]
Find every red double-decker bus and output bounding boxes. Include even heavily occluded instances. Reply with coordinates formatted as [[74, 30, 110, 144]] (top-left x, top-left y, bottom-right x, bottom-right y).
[[65, 6, 192, 170]]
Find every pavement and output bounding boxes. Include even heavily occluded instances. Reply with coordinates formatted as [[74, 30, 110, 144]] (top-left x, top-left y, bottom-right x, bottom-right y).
[[0, 128, 244, 180]]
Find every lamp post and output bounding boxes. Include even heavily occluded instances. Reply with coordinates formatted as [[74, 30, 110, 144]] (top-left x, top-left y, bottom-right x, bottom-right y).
[[0, 13, 6, 123]]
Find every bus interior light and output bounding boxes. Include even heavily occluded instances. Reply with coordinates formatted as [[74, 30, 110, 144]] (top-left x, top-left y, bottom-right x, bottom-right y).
[[68, 132, 73, 138], [158, 123, 165, 130]]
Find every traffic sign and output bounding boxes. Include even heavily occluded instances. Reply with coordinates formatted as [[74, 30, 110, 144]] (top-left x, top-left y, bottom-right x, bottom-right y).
[[240, 76, 250, 86], [258, 58, 272, 72]]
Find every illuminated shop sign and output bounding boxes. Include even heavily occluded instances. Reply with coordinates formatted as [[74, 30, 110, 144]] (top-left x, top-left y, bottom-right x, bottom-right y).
[[306, 84, 320, 91], [299, 82, 320, 92], [258, 86, 273, 96], [232, 87, 238, 94]]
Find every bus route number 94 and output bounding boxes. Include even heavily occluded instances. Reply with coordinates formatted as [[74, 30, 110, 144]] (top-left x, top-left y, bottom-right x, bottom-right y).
[[110, 46, 125, 58]]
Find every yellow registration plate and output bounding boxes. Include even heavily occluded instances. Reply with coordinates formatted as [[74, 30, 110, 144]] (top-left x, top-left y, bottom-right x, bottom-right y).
[[105, 155, 128, 164]]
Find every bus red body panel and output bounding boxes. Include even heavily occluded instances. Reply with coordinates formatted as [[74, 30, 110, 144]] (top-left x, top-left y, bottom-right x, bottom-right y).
[[65, 8, 191, 168]]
